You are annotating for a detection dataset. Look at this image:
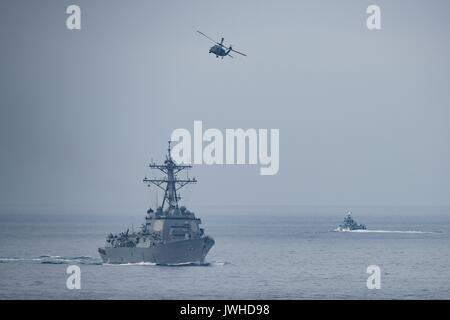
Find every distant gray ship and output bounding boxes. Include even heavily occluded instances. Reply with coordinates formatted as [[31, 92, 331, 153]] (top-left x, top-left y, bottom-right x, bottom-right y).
[[98, 142, 214, 265], [334, 212, 367, 232]]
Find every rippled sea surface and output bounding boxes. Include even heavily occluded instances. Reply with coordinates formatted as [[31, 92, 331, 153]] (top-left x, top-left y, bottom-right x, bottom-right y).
[[0, 205, 449, 299]]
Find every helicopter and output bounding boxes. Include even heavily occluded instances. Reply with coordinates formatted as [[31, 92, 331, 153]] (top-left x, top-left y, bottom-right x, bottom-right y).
[[197, 30, 247, 59]]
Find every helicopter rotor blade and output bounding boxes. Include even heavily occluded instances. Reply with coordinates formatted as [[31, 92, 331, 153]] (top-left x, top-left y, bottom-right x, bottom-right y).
[[196, 30, 221, 46], [225, 45, 247, 57], [230, 48, 247, 57]]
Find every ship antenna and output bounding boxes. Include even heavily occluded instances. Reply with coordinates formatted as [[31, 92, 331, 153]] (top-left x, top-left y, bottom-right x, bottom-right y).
[[168, 140, 172, 159], [143, 140, 197, 215]]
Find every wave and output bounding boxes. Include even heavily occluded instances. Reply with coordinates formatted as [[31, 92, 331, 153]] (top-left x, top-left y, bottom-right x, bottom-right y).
[[103, 262, 158, 266], [209, 261, 229, 266], [102, 260, 229, 267], [0, 255, 229, 267], [0, 255, 102, 265], [334, 229, 441, 234]]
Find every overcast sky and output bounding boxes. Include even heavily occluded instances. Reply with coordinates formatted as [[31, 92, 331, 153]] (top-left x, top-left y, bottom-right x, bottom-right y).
[[1, 0, 449, 214]]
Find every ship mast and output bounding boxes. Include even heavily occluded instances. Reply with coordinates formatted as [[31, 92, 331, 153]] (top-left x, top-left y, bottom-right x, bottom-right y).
[[143, 141, 197, 213]]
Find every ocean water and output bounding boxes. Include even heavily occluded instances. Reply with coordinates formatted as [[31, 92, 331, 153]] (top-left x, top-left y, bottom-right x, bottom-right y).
[[0, 205, 449, 299]]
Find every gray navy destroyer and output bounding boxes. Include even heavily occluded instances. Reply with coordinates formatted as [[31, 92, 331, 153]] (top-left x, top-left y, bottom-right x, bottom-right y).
[[98, 142, 214, 265], [334, 212, 367, 232]]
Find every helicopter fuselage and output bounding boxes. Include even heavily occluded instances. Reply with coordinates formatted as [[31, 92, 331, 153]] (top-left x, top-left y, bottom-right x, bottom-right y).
[[209, 45, 229, 57]]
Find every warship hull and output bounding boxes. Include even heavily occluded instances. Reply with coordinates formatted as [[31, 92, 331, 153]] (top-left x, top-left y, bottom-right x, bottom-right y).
[[98, 237, 214, 265]]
